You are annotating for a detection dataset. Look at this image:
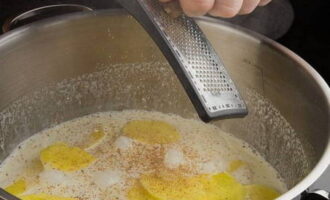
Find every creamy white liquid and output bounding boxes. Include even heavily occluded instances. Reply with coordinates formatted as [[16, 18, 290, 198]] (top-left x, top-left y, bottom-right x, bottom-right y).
[[0, 110, 287, 199]]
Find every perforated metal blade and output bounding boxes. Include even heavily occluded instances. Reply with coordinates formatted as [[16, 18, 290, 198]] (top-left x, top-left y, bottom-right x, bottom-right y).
[[118, 0, 248, 122]]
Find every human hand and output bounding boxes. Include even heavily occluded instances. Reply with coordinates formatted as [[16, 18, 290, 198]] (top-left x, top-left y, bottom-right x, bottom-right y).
[[159, 0, 272, 18]]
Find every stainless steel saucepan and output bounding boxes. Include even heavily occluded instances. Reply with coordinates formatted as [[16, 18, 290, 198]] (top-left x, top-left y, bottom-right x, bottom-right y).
[[0, 9, 329, 200]]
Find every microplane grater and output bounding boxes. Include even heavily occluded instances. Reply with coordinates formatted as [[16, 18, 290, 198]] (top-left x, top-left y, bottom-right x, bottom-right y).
[[118, 0, 248, 122]]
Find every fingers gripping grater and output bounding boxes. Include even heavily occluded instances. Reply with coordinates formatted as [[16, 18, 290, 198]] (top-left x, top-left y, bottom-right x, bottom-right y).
[[118, 0, 248, 122]]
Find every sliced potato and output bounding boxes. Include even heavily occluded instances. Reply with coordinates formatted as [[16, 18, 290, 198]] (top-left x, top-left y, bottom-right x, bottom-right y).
[[129, 172, 280, 200], [206, 173, 246, 200], [20, 193, 78, 200], [4, 178, 26, 195], [127, 181, 158, 200], [139, 174, 208, 200], [40, 143, 94, 171], [122, 120, 180, 144], [245, 184, 280, 200], [82, 128, 106, 149], [228, 160, 246, 173]]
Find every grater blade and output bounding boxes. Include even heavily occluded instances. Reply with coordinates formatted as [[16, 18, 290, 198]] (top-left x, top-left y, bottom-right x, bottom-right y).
[[118, 0, 248, 122]]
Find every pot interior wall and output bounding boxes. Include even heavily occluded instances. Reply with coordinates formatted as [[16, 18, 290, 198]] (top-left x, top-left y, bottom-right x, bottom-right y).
[[0, 11, 329, 191]]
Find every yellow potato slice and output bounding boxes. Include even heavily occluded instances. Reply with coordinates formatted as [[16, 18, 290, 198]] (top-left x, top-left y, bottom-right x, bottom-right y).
[[139, 174, 208, 200], [20, 193, 78, 200], [228, 160, 246, 173], [4, 178, 26, 195], [122, 120, 180, 144], [82, 128, 106, 149], [245, 184, 280, 200], [206, 173, 245, 200], [130, 172, 271, 200], [40, 143, 95, 171], [90, 129, 105, 143], [127, 181, 158, 200]]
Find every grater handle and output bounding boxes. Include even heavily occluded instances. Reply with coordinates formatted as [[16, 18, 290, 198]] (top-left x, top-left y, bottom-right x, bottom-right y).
[[117, 0, 248, 122], [118, 0, 212, 121]]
